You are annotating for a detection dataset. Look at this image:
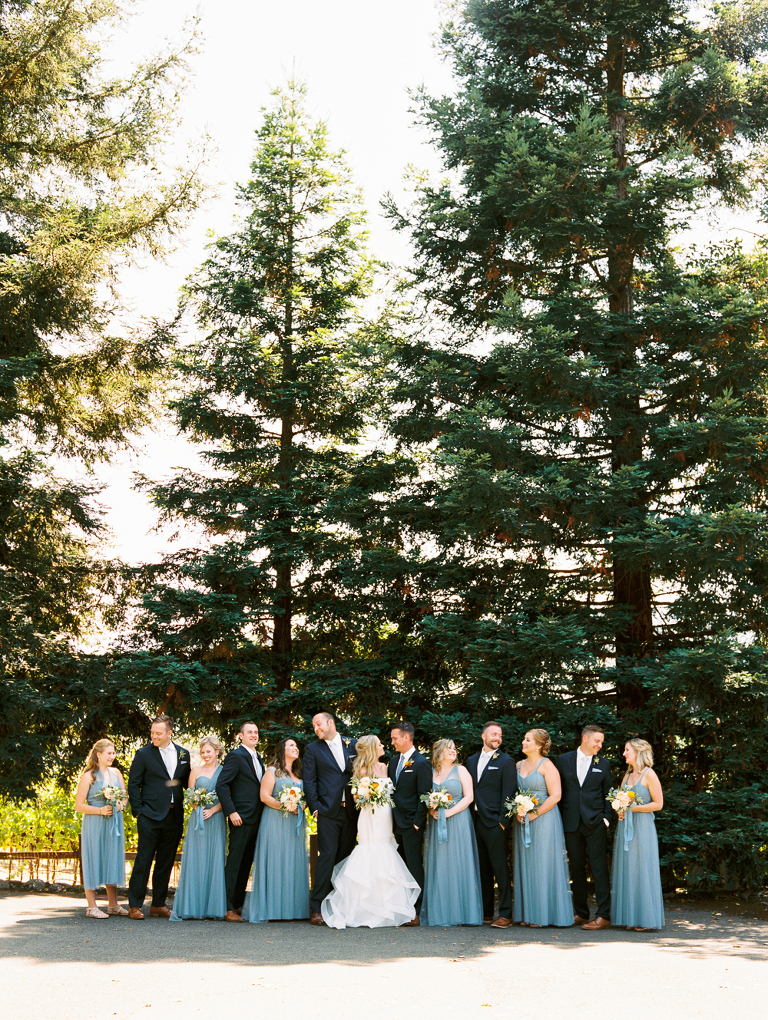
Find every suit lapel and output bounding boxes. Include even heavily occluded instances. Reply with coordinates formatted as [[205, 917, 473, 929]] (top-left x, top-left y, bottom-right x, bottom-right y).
[[320, 739, 343, 772], [150, 744, 165, 774], [240, 745, 257, 776]]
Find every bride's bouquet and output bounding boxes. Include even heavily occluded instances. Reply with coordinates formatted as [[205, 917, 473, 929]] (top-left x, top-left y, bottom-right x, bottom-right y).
[[184, 787, 219, 810], [420, 787, 453, 811], [505, 792, 540, 819], [278, 784, 305, 814], [607, 787, 637, 815], [350, 775, 395, 812]]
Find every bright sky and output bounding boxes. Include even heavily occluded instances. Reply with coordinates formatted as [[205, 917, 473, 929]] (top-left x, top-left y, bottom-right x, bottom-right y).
[[95, 0, 454, 563]]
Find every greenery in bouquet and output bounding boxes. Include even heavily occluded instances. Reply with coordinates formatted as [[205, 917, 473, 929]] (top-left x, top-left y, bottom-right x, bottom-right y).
[[350, 775, 394, 811]]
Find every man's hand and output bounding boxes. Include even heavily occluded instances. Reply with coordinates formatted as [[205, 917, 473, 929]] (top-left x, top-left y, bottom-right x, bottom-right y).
[[229, 811, 243, 826]]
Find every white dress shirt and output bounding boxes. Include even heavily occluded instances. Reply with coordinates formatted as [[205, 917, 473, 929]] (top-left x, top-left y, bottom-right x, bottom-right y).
[[477, 748, 495, 780], [158, 742, 177, 778], [576, 747, 592, 787], [325, 732, 346, 771], [396, 746, 414, 780]]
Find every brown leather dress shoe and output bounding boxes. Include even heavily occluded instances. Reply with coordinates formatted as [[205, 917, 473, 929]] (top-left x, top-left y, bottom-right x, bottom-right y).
[[573, 914, 589, 925], [490, 916, 513, 928], [582, 916, 611, 930], [309, 912, 326, 926], [400, 916, 420, 927], [225, 910, 245, 922], [483, 916, 494, 923], [149, 905, 171, 918], [128, 907, 144, 920]]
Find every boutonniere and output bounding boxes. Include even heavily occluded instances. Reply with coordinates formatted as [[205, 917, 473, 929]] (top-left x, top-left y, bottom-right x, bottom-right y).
[[491, 752, 499, 761], [342, 737, 351, 747], [593, 755, 600, 765]]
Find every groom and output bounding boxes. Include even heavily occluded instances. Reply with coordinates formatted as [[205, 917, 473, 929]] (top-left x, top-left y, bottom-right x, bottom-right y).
[[127, 714, 190, 919], [557, 724, 613, 930], [303, 711, 357, 925], [388, 721, 431, 925]]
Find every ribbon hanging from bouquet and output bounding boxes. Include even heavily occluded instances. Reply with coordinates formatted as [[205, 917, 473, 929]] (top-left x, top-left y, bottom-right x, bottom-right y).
[[521, 811, 532, 848], [194, 805, 205, 832], [437, 806, 448, 844], [623, 803, 635, 850]]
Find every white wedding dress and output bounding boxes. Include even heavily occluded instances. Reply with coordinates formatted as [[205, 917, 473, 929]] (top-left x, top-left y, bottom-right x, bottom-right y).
[[321, 800, 420, 928]]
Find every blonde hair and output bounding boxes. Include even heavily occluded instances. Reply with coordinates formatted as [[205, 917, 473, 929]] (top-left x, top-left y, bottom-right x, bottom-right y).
[[199, 735, 223, 759], [82, 738, 115, 780], [529, 728, 551, 756], [352, 735, 381, 779], [624, 738, 654, 777], [432, 738, 456, 771]]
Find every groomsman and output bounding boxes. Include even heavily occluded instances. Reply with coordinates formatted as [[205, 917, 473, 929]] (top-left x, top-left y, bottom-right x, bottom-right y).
[[466, 721, 516, 928], [216, 721, 265, 922], [127, 714, 191, 919], [303, 711, 357, 925], [388, 721, 432, 925], [557, 724, 613, 930]]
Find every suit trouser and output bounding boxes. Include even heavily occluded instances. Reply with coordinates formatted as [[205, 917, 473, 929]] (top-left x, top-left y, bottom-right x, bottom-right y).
[[394, 824, 425, 913], [225, 818, 260, 912], [564, 820, 611, 920], [474, 816, 513, 919], [128, 812, 183, 908], [310, 811, 357, 913]]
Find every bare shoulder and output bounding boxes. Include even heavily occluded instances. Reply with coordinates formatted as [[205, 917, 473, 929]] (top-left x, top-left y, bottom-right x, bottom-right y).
[[457, 764, 472, 780], [540, 758, 558, 775]]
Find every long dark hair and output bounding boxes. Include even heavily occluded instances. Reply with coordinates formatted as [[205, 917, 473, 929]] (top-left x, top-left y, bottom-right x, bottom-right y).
[[270, 738, 302, 779]]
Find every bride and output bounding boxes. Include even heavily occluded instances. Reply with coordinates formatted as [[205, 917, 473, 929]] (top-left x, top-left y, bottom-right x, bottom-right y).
[[321, 734, 420, 928]]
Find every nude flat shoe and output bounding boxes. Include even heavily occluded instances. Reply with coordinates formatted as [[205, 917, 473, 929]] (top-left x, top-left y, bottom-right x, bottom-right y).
[[85, 906, 109, 919]]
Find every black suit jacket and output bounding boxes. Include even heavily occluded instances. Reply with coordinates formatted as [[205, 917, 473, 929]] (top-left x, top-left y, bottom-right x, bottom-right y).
[[303, 736, 357, 820], [556, 749, 613, 832], [215, 746, 266, 824], [388, 749, 431, 830], [127, 743, 191, 822], [466, 750, 517, 830]]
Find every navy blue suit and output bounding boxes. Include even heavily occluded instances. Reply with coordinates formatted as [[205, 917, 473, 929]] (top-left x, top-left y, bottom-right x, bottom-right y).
[[557, 749, 613, 920], [216, 745, 265, 911], [388, 749, 431, 911], [127, 742, 190, 909], [303, 736, 357, 912], [466, 750, 516, 919]]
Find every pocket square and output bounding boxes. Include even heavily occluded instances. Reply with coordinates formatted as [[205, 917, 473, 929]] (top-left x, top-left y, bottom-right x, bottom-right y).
[[403, 769, 413, 773], [591, 768, 602, 772], [488, 766, 499, 770]]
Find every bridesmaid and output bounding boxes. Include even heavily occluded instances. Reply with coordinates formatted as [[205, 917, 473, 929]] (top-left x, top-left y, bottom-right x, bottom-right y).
[[74, 738, 127, 918], [612, 738, 665, 930], [513, 728, 573, 927], [170, 737, 226, 920], [421, 738, 483, 926], [244, 738, 310, 922]]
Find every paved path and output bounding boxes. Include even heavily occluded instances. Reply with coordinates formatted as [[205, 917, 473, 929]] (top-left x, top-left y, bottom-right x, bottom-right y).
[[1, 893, 766, 1019]]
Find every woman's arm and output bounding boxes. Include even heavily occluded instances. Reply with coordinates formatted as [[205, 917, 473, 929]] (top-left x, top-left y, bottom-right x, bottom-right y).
[[445, 765, 474, 818], [632, 770, 663, 813], [188, 767, 200, 790], [259, 769, 284, 811], [74, 774, 111, 816]]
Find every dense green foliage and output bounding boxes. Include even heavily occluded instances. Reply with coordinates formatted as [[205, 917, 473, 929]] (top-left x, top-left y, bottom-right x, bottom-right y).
[[0, 0, 202, 796]]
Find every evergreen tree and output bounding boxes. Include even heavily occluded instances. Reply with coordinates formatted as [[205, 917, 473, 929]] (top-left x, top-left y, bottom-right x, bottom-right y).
[[0, 0, 203, 796], [382, 0, 768, 890], [129, 83, 406, 738]]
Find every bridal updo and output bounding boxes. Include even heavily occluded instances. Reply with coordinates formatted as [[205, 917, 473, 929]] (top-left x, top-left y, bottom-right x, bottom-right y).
[[353, 735, 381, 779]]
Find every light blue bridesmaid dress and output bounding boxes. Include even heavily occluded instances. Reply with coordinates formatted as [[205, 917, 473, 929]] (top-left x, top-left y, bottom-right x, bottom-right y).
[[245, 771, 310, 922], [420, 765, 483, 926], [80, 768, 126, 889], [170, 766, 226, 920], [512, 759, 573, 926], [611, 769, 665, 929]]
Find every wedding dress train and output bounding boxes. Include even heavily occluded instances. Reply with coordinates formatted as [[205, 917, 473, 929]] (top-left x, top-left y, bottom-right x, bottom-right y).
[[321, 801, 419, 928]]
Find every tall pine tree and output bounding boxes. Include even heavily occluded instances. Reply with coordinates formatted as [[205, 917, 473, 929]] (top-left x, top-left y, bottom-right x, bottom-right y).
[[382, 0, 768, 890]]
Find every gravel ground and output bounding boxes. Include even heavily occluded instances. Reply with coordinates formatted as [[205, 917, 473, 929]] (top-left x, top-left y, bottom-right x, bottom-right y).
[[2, 892, 766, 1020]]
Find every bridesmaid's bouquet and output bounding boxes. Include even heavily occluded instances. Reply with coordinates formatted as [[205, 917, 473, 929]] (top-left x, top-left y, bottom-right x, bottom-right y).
[[607, 787, 637, 815], [505, 792, 540, 819], [278, 785, 305, 814], [184, 787, 219, 809], [420, 787, 453, 811], [350, 775, 395, 811], [101, 784, 128, 811]]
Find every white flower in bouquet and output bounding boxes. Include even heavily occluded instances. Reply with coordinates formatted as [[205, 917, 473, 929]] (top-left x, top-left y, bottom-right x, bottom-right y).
[[184, 787, 218, 809], [278, 785, 305, 814], [101, 784, 128, 811], [505, 791, 540, 818], [420, 787, 454, 811], [350, 774, 394, 811], [607, 787, 637, 814]]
